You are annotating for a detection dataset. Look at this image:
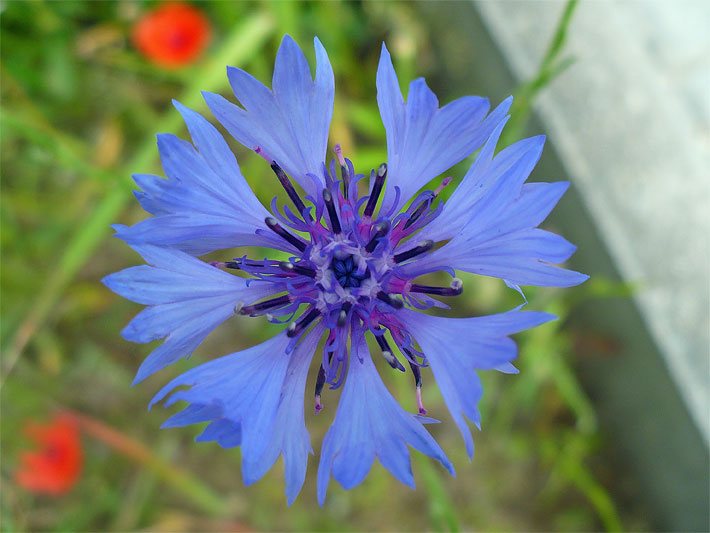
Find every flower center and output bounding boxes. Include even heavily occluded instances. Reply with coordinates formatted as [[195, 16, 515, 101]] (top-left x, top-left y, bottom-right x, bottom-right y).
[[330, 254, 370, 288], [213, 145, 462, 412]]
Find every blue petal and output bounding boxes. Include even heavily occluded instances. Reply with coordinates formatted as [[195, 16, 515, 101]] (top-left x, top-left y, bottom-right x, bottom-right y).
[[114, 215, 288, 256], [151, 326, 324, 505], [150, 331, 292, 432], [376, 44, 511, 212], [241, 325, 322, 502], [400, 308, 554, 456], [204, 36, 333, 196], [102, 245, 282, 383], [418, 127, 549, 245], [317, 330, 453, 505], [161, 403, 221, 428], [196, 419, 242, 448], [399, 131, 587, 288], [119, 106, 281, 255]]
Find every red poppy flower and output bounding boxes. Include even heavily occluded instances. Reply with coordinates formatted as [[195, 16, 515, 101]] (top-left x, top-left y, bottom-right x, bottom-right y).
[[132, 2, 211, 68], [15, 414, 83, 495]]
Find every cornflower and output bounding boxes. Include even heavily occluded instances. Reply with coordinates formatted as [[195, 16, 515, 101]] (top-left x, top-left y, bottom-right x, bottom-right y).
[[104, 36, 587, 504]]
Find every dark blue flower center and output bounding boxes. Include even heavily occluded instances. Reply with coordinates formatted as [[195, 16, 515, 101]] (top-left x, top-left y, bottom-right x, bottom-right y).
[[330, 254, 370, 288]]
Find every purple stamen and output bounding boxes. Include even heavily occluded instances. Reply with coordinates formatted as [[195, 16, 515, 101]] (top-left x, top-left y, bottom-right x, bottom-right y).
[[410, 278, 463, 297], [402, 177, 451, 231], [265, 217, 308, 252], [363, 163, 387, 218], [434, 176, 453, 196], [334, 144, 346, 167], [240, 294, 292, 316], [279, 261, 316, 278], [337, 301, 352, 327], [322, 189, 342, 234], [287, 306, 320, 337], [376, 291, 404, 309], [333, 144, 350, 198], [374, 329, 405, 372], [314, 364, 326, 413], [223, 257, 281, 271], [409, 363, 427, 414], [254, 146, 272, 162], [403, 198, 431, 230], [364, 220, 390, 253], [270, 162, 309, 219], [393, 240, 434, 264], [416, 386, 427, 415]]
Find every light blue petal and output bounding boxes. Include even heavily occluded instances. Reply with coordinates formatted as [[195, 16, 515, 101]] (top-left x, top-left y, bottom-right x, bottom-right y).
[[400, 308, 554, 456], [496, 181, 570, 235], [132, 300, 238, 384], [151, 327, 324, 505], [415, 118, 508, 242], [102, 246, 282, 382], [376, 43, 511, 212], [150, 331, 292, 416], [196, 418, 242, 448], [465, 257, 589, 287], [122, 106, 278, 255], [398, 133, 585, 289], [161, 403, 221, 428], [121, 296, 238, 343], [114, 214, 288, 256], [205, 36, 333, 196], [317, 331, 453, 505], [242, 326, 322, 505], [173, 101, 259, 203]]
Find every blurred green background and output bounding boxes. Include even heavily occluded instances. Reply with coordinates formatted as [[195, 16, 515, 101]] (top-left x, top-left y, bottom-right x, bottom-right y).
[[1, 1, 645, 531]]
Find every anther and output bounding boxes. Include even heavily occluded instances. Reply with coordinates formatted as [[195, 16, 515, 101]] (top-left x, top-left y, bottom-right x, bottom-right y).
[[322, 189, 342, 234], [239, 294, 291, 316], [337, 302, 352, 328], [314, 365, 326, 414], [434, 176, 453, 197], [410, 278, 463, 296], [404, 177, 452, 230], [270, 162, 308, 218], [374, 331, 405, 372], [407, 363, 427, 415], [363, 163, 387, 218], [334, 145, 349, 199], [364, 220, 390, 253], [279, 261, 316, 278], [265, 217, 307, 252], [376, 291, 404, 309], [393, 240, 434, 263], [287, 307, 320, 338], [403, 202, 429, 230]]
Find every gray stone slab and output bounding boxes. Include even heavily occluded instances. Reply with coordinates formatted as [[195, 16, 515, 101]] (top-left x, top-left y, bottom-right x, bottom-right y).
[[476, 0, 710, 443]]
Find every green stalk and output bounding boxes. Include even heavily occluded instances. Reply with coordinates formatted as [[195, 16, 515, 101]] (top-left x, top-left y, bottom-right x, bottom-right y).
[[1, 12, 275, 384], [502, 0, 579, 145], [65, 409, 228, 516]]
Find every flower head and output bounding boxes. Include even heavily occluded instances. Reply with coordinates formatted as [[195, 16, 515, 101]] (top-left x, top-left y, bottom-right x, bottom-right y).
[[15, 414, 83, 495], [104, 35, 587, 504], [132, 2, 211, 68]]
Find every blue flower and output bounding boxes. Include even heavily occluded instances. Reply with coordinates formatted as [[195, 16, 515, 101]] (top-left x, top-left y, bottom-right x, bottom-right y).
[[103, 35, 587, 504]]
